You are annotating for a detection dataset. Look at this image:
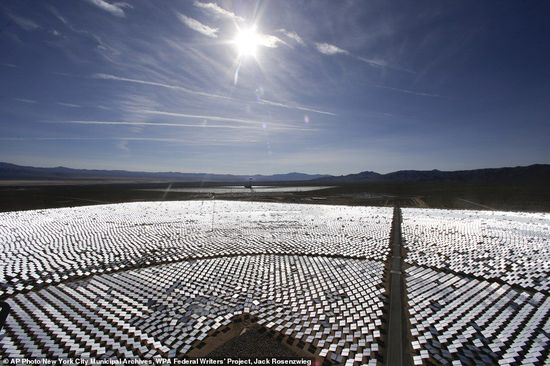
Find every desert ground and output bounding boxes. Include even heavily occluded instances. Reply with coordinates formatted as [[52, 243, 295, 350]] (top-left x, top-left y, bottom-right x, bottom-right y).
[[1, 180, 549, 213]]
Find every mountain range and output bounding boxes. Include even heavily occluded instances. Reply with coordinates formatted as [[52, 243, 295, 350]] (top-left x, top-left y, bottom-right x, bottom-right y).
[[0, 162, 328, 182], [1, 162, 549, 184], [315, 164, 550, 184]]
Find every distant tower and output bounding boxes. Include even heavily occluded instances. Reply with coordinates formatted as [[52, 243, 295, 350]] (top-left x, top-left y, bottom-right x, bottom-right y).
[[244, 177, 252, 189]]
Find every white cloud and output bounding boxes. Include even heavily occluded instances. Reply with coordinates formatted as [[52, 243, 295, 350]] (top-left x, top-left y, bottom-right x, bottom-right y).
[[258, 34, 286, 48], [356, 56, 387, 68], [315, 43, 406, 74], [193, 1, 244, 22], [278, 29, 305, 46], [177, 13, 218, 38], [7, 12, 40, 31], [84, 0, 132, 18], [315, 42, 349, 55], [57, 102, 81, 108]]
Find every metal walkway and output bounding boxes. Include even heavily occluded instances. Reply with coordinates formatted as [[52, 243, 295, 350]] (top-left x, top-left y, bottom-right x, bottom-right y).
[[385, 207, 410, 366]]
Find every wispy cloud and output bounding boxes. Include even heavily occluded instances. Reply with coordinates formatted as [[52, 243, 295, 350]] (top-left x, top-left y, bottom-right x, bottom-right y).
[[139, 110, 271, 125], [356, 56, 387, 68], [193, 1, 244, 22], [92, 73, 336, 116], [374, 85, 443, 98], [6, 12, 40, 31], [177, 13, 218, 38], [48, 120, 312, 131], [277, 29, 305, 46], [13, 98, 37, 104], [53, 120, 254, 129], [305, 38, 409, 77], [92, 73, 231, 100], [258, 99, 336, 116], [84, 0, 132, 18], [1, 63, 17, 68], [116, 139, 129, 151], [357, 57, 414, 74], [48, 6, 68, 24], [316, 43, 413, 74], [48, 6, 108, 52], [315, 42, 349, 55], [257, 34, 286, 48], [57, 102, 81, 108], [0, 137, 258, 145], [137, 111, 315, 131]]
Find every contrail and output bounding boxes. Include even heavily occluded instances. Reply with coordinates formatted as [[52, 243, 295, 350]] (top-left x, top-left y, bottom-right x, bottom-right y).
[[91, 73, 336, 116], [45, 119, 317, 131]]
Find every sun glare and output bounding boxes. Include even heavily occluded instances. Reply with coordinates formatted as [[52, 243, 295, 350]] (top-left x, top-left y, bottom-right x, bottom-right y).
[[234, 27, 259, 58]]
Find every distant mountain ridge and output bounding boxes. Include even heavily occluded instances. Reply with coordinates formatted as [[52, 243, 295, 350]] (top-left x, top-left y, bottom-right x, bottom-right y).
[[316, 164, 550, 184], [0, 162, 328, 182], [0, 162, 549, 184]]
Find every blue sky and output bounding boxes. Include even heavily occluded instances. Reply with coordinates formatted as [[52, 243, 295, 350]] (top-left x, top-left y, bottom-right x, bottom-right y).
[[1, 0, 549, 175]]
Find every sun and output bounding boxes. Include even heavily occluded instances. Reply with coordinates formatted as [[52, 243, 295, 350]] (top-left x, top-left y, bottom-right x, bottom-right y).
[[234, 26, 259, 58]]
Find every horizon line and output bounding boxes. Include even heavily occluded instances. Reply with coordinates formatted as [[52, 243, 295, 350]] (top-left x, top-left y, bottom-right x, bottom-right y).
[[0, 161, 547, 178]]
